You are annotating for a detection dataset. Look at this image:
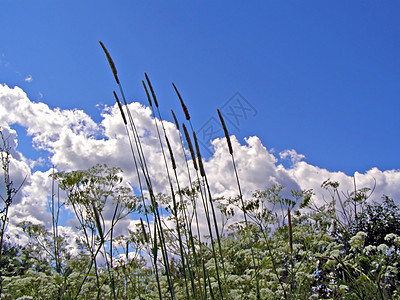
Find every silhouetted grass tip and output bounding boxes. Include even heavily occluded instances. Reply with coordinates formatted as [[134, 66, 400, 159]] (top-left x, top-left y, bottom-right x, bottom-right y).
[[172, 83, 190, 121], [182, 123, 198, 171], [217, 109, 233, 155], [113, 91, 127, 125], [99, 41, 120, 84], [144, 73, 159, 108]]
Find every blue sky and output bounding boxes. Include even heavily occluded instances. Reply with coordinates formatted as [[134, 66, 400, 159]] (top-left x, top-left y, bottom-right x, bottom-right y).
[[1, 0, 399, 175], [2, 1, 400, 249]]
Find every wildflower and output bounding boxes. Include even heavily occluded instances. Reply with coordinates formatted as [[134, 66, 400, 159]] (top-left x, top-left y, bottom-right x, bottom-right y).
[[384, 233, 398, 242], [386, 233, 400, 245], [377, 243, 389, 253], [363, 245, 376, 255], [349, 231, 367, 250]]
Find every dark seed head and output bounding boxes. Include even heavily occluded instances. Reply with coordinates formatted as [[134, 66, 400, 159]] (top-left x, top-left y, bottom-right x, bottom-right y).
[[165, 135, 176, 170], [172, 83, 190, 121], [113, 91, 127, 125], [171, 109, 179, 130], [145, 73, 159, 108], [217, 109, 233, 155], [182, 123, 198, 171], [192, 131, 205, 177], [99, 41, 120, 84], [140, 218, 149, 243]]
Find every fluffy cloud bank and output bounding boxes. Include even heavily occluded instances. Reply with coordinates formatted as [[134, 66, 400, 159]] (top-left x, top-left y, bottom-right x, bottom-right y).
[[1, 84, 400, 242]]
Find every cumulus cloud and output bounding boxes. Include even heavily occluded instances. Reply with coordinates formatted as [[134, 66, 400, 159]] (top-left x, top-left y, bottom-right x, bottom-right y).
[[1, 83, 400, 247], [0, 85, 98, 149]]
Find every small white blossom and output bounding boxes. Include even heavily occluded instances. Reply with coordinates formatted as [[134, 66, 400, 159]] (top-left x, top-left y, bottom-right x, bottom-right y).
[[384, 233, 398, 242], [350, 231, 367, 250], [363, 245, 376, 255], [377, 244, 389, 253]]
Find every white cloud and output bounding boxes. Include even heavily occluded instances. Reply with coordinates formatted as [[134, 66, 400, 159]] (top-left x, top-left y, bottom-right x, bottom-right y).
[[24, 75, 33, 83], [279, 149, 306, 165], [1, 83, 400, 248]]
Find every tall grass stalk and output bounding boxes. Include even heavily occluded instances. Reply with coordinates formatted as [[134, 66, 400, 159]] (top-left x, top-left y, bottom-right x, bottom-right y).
[[113, 90, 152, 242], [192, 131, 225, 299], [50, 166, 64, 298], [129, 80, 175, 299], [108, 202, 121, 300], [182, 122, 209, 298], [113, 90, 165, 297], [143, 75, 190, 298], [165, 134, 198, 299], [171, 111, 205, 299], [287, 207, 294, 294], [168, 147, 200, 297], [217, 108, 261, 299], [100, 41, 175, 299], [126, 98, 174, 299], [174, 82, 226, 298], [173, 84, 216, 244], [181, 123, 204, 250], [152, 220, 163, 299], [288, 208, 293, 255], [50, 166, 62, 274]]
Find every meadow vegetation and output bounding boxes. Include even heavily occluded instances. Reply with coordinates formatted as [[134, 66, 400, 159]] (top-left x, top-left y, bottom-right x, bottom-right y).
[[0, 42, 399, 299]]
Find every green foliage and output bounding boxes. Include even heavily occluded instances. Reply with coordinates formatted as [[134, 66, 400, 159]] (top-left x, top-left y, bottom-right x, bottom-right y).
[[0, 160, 399, 299], [353, 196, 400, 247], [0, 242, 30, 277], [0, 130, 26, 297]]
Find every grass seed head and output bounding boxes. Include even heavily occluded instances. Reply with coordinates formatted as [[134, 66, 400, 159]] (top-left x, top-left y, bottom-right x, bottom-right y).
[[165, 135, 176, 170], [113, 91, 127, 125], [140, 218, 149, 243], [172, 83, 190, 121], [145, 73, 159, 108], [171, 109, 179, 130], [99, 41, 120, 84], [182, 123, 198, 170], [217, 109, 233, 155], [192, 131, 205, 177]]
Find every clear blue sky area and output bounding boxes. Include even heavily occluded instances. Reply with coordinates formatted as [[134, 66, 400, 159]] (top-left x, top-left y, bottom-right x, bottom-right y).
[[1, 1, 399, 175]]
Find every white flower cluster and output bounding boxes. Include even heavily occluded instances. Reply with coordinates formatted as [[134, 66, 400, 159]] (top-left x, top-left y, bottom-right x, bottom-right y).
[[349, 231, 367, 250]]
